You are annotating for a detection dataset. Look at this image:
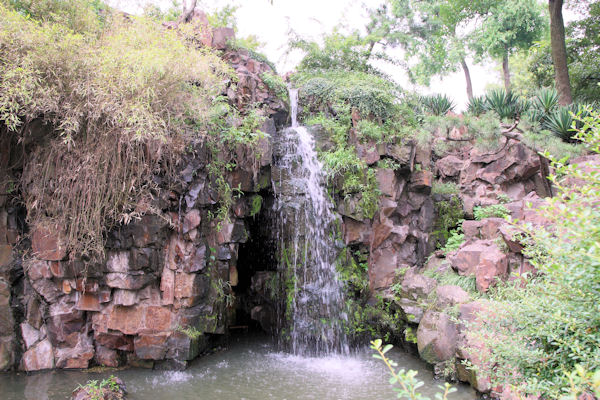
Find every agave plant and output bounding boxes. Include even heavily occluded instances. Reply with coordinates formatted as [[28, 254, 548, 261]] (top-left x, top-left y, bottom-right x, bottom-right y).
[[485, 88, 520, 120], [544, 103, 591, 141], [533, 88, 559, 114], [525, 107, 546, 125], [421, 94, 455, 116], [467, 95, 486, 116], [544, 106, 575, 141]]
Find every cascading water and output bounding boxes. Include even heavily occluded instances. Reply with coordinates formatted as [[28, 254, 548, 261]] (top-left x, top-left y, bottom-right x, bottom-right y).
[[272, 88, 349, 356]]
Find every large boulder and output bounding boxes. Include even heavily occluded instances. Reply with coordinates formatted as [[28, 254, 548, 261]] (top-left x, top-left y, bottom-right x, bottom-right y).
[[417, 310, 458, 364], [450, 240, 508, 292], [21, 338, 55, 371], [397, 268, 437, 323]]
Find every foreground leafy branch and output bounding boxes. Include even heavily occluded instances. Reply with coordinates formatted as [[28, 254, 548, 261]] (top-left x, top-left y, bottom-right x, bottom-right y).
[[370, 339, 455, 400]]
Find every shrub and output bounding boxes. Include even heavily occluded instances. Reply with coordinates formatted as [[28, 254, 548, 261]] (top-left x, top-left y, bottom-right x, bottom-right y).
[[431, 181, 460, 196], [421, 94, 455, 116], [441, 228, 464, 255], [294, 70, 400, 121], [465, 109, 600, 398], [473, 204, 510, 220], [261, 71, 289, 102], [432, 196, 464, 247], [1, 3, 233, 258]]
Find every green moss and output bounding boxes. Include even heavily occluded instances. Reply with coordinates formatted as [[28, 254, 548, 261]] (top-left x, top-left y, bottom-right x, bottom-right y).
[[249, 194, 263, 217]]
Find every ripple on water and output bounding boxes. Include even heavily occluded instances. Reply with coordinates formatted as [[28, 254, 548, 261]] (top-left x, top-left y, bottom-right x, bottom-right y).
[[265, 352, 378, 383], [146, 370, 195, 388]]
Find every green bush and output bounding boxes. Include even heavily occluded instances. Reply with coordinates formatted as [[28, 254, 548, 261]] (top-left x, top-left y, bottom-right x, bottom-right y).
[[294, 70, 400, 121], [0, 2, 234, 258], [431, 181, 460, 196], [432, 196, 464, 247], [466, 109, 600, 398], [473, 204, 510, 220], [261, 71, 289, 102], [440, 228, 464, 255]]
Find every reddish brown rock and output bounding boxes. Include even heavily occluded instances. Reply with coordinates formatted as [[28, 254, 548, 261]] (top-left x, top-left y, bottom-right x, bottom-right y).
[[76, 292, 101, 312], [435, 285, 470, 309], [105, 272, 153, 290], [436, 155, 464, 178], [95, 332, 134, 352], [21, 338, 54, 371], [211, 27, 235, 50], [462, 218, 506, 241], [0, 336, 14, 371], [398, 268, 437, 323], [20, 322, 41, 349], [113, 289, 138, 306], [450, 241, 488, 275], [417, 310, 458, 364], [32, 226, 67, 261], [134, 334, 169, 360], [106, 251, 130, 273], [26, 259, 53, 281], [476, 245, 508, 292], [142, 306, 175, 334], [0, 280, 14, 336], [106, 306, 144, 335], [95, 344, 120, 367], [376, 168, 397, 198], [457, 300, 493, 393], [160, 266, 175, 305], [410, 170, 433, 191], [371, 216, 394, 249], [343, 217, 371, 245], [54, 333, 94, 369], [369, 247, 398, 290], [357, 143, 380, 165], [182, 209, 201, 234], [0, 244, 12, 268], [174, 272, 203, 299]]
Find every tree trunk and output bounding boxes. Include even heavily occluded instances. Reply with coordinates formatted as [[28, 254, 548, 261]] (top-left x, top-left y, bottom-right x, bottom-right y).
[[460, 57, 474, 100], [549, 0, 573, 105], [502, 52, 511, 92], [179, 0, 198, 23]]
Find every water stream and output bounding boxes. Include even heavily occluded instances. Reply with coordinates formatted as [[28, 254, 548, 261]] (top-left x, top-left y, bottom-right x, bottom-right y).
[[273, 89, 349, 355], [0, 336, 477, 400]]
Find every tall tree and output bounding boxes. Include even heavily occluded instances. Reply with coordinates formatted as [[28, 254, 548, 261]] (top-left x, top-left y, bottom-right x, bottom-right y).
[[368, 0, 477, 99], [549, 0, 573, 105], [469, 0, 545, 92]]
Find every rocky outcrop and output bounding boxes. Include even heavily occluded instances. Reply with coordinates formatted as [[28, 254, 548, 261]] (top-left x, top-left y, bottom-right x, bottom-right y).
[[0, 19, 287, 372]]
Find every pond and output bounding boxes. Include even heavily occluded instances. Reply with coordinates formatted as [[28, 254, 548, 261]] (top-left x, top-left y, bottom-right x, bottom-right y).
[[0, 335, 477, 400]]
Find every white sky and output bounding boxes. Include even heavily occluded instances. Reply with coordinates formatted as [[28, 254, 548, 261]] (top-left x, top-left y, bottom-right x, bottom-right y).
[[107, 0, 573, 111]]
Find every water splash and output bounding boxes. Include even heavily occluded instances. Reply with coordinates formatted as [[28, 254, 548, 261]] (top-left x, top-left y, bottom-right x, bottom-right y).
[[273, 89, 349, 355]]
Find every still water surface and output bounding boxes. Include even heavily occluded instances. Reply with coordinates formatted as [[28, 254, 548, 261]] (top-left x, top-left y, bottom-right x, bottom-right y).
[[0, 336, 477, 400]]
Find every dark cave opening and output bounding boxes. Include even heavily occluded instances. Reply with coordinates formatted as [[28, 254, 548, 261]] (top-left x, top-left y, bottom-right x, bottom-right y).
[[232, 191, 279, 335]]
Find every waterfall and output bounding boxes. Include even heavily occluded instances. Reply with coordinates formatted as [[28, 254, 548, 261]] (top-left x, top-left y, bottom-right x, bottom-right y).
[[273, 89, 349, 356]]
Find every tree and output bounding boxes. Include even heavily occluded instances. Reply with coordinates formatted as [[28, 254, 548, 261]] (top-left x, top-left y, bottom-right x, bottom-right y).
[[549, 0, 573, 105], [367, 0, 477, 99], [469, 0, 545, 92]]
